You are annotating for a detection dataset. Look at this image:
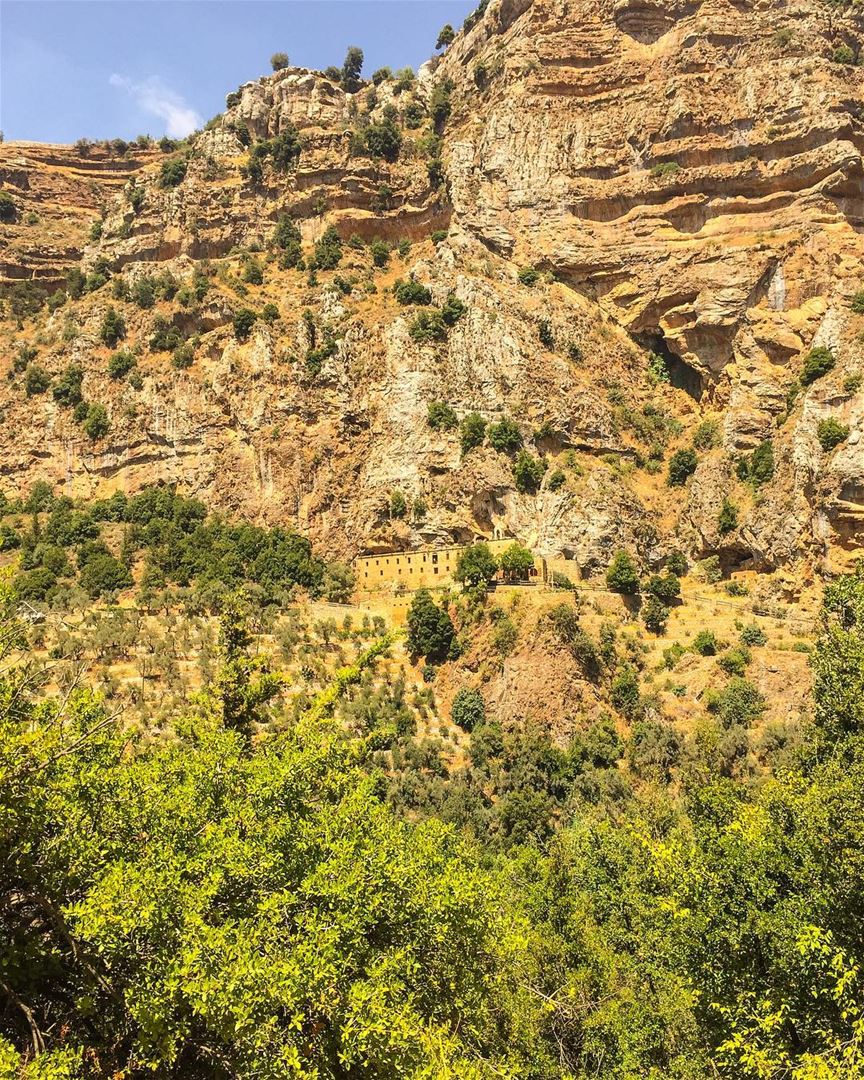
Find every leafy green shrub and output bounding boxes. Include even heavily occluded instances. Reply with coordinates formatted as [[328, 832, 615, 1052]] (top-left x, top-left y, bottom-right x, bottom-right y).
[[718, 645, 751, 677], [394, 279, 431, 305], [370, 240, 390, 267], [512, 450, 545, 493], [270, 51, 290, 70], [750, 439, 775, 485], [341, 45, 364, 92], [24, 364, 50, 396], [817, 417, 849, 452], [242, 255, 264, 285], [427, 401, 458, 430], [429, 78, 453, 129], [389, 491, 407, 519], [650, 161, 680, 178], [371, 67, 392, 85], [740, 623, 767, 646], [718, 497, 738, 535], [517, 267, 538, 286], [0, 190, 16, 222], [692, 629, 719, 656], [172, 343, 195, 369], [99, 307, 126, 347], [441, 295, 465, 326], [831, 44, 855, 64], [150, 316, 184, 353], [667, 448, 698, 486], [647, 352, 670, 385], [851, 290, 864, 315], [82, 404, 110, 440], [801, 346, 836, 385], [705, 676, 764, 727], [363, 120, 402, 162], [233, 308, 257, 341], [606, 550, 639, 594], [547, 469, 565, 491], [644, 573, 681, 604], [641, 595, 669, 634], [610, 665, 642, 719], [692, 419, 720, 449], [436, 23, 456, 49], [108, 350, 136, 380], [312, 225, 342, 270], [460, 412, 486, 454], [131, 276, 155, 309], [409, 310, 447, 343], [666, 550, 688, 576], [451, 687, 485, 731], [487, 418, 522, 453], [52, 365, 83, 407], [159, 158, 187, 188]]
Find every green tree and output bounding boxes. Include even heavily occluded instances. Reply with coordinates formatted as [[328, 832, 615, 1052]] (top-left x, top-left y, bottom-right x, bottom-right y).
[[99, 306, 126, 347], [436, 23, 456, 49], [270, 51, 289, 70], [801, 345, 836, 385], [233, 307, 257, 341], [82, 403, 110, 440], [487, 418, 522, 453], [817, 417, 849, 451], [341, 45, 364, 92], [606, 550, 639, 594], [512, 450, 545, 493], [52, 364, 84, 407], [107, 349, 136, 380], [454, 542, 498, 587], [460, 412, 486, 455], [451, 687, 485, 731], [499, 542, 534, 582], [667, 448, 698, 486], [406, 588, 455, 662], [427, 401, 457, 430], [0, 190, 16, 223], [159, 157, 187, 188], [363, 119, 402, 162], [24, 364, 50, 396], [717, 497, 738, 535]]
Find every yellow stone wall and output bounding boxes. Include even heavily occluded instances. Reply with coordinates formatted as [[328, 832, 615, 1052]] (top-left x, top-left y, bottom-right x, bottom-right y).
[[354, 540, 553, 595]]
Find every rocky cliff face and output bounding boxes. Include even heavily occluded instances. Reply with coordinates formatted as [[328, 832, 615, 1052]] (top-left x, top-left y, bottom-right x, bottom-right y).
[[0, 0, 862, 579]]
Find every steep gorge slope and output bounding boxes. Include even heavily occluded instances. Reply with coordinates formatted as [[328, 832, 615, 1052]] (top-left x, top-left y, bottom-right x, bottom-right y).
[[0, 0, 862, 579]]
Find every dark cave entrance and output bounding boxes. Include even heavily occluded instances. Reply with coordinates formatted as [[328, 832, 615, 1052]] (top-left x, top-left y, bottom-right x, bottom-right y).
[[636, 331, 704, 401]]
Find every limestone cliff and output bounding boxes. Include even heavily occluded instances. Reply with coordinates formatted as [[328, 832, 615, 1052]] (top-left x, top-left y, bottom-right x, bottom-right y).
[[0, 0, 862, 579]]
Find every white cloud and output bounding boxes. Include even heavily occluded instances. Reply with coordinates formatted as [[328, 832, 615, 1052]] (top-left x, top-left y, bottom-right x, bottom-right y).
[[109, 74, 202, 138]]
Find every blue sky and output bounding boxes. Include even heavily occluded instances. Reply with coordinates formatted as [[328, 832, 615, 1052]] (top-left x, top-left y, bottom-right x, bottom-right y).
[[1, 0, 476, 143]]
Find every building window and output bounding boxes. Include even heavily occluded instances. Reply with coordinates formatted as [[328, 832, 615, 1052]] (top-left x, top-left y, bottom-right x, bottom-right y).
[[434, 567, 439, 574], [432, 553, 438, 564]]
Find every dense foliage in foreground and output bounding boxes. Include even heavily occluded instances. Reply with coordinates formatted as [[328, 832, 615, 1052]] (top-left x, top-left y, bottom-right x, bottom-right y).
[[2, 567, 864, 1078]]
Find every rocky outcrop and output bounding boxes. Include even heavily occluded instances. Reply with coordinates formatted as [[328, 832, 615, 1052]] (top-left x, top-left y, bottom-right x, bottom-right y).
[[0, 0, 862, 578]]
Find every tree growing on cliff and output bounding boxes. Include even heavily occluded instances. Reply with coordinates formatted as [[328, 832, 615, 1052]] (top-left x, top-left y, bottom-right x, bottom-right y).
[[99, 306, 126, 347], [270, 51, 289, 71], [341, 46, 364, 92], [436, 23, 456, 49], [667, 448, 698, 486]]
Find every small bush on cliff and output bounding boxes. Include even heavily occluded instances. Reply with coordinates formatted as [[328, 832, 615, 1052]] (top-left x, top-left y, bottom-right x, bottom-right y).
[[159, 158, 187, 188], [82, 403, 110, 440], [460, 412, 486, 455], [233, 308, 257, 341], [53, 365, 84, 407], [667, 448, 698, 486], [801, 346, 836, 386], [427, 401, 458, 431], [99, 307, 126, 347], [363, 119, 402, 162], [717, 497, 739, 535], [512, 450, 545, 493], [108, 350, 136, 381], [24, 365, 50, 396], [270, 52, 289, 71], [487, 418, 523, 453], [311, 226, 342, 270], [394, 279, 431, 306], [0, 190, 17, 222], [817, 417, 849, 452], [409, 309, 447, 343]]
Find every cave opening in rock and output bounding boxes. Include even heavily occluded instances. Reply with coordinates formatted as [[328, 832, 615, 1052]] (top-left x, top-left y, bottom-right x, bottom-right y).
[[637, 332, 703, 401]]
